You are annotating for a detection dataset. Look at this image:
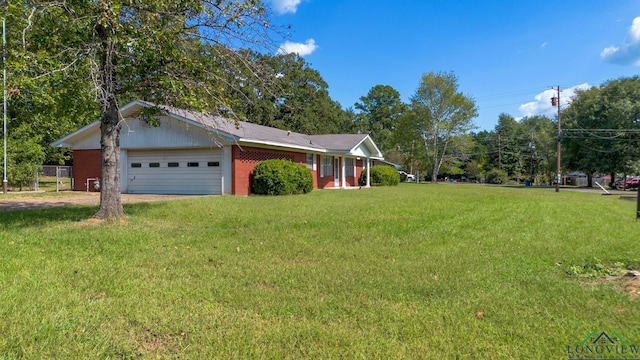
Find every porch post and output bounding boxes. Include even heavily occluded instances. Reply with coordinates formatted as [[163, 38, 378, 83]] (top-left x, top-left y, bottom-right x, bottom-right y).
[[366, 158, 371, 187], [341, 156, 346, 188]]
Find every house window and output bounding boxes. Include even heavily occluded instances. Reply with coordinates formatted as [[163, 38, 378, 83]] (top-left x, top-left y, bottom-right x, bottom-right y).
[[306, 154, 316, 170], [168, 162, 179, 167], [149, 162, 160, 168], [131, 163, 142, 168], [187, 162, 199, 167], [320, 156, 332, 177], [208, 161, 220, 167], [345, 158, 355, 177]]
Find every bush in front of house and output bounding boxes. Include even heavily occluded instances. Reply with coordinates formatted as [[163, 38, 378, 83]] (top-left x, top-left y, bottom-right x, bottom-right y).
[[485, 168, 509, 184], [359, 165, 400, 186], [252, 159, 313, 195]]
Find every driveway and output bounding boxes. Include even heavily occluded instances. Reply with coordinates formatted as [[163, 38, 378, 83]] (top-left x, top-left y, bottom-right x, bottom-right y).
[[0, 192, 205, 212]]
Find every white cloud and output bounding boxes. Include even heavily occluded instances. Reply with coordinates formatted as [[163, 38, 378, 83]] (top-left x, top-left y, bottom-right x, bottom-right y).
[[540, 42, 547, 49], [518, 83, 591, 118], [268, 0, 302, 14], [277, 39, 317, 56], [601, 16, 640, 66]]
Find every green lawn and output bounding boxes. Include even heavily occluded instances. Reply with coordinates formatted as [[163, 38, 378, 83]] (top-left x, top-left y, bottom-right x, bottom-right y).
[[0, 184, 638, 359]]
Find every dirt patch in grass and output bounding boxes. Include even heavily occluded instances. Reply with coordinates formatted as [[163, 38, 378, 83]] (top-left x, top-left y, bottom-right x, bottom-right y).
[[0, 192, 208, 212], [601, 271, 640, 300]]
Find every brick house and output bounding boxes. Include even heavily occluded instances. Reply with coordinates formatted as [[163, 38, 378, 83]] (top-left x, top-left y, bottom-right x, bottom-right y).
[[51, 100, 384, 195]]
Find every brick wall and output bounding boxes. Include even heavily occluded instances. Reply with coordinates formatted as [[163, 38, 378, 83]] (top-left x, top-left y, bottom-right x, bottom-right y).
[[231, 146, 313, 195], [72, 149, 101, 192]]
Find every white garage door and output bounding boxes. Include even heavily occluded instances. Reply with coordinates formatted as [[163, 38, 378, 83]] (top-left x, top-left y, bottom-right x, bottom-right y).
[[127, 149, 222, 194]]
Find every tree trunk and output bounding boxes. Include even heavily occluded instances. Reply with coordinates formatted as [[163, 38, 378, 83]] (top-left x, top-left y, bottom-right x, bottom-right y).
[[586, 172, 593, 188], [93, 8, 124, 220], [431, 135, 438, 183], [94, 101, 124, 219]]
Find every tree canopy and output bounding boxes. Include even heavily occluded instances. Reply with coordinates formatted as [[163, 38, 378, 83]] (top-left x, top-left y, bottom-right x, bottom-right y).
[[410, 71, 477, 182], [354, 85, 407, 153]]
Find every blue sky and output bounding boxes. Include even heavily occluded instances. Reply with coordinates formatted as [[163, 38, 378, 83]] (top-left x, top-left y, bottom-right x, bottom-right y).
[[266, 0, 640, 131]]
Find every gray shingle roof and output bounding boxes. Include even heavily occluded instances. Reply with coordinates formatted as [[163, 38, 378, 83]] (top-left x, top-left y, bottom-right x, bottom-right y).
[[157, 103, 374, 153]]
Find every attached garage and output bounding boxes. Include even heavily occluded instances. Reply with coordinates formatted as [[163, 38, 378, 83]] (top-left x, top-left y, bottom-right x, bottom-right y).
[[126, 148, 222, 195]]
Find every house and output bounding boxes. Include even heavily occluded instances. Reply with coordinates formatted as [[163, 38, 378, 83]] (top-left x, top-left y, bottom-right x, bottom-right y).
[[51, 100, 384, 195]]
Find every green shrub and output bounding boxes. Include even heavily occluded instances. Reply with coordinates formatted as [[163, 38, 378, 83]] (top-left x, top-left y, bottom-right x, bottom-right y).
[[252, 159, 313, 195], [359, 165, 400, 186], [485, 169, 509, 184]]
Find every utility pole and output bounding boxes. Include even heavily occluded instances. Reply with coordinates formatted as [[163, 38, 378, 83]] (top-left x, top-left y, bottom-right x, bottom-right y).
[[529, 132, 535, 185], [551, 86, 561, 192], [2, 14, 7, 194], [498, 133, 502, 170]]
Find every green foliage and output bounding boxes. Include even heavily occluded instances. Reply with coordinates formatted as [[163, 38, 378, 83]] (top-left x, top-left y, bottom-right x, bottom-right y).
[[410, 71, 478, 182], [4, 125, 46, 191], [223, 51, 351, 134], [359, 165, 400, 186], [563, 77, 640, 179], [354, 85, 408, 153], [252, 159, 313, 195], [485, 168, 509, 184], [566, 257, 628, 279]]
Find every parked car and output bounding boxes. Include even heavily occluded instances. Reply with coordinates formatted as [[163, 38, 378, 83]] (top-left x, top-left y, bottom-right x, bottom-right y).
[[613, 177, 640, 190], [625, 177, 640, 190], [398, 171, 416, 182]]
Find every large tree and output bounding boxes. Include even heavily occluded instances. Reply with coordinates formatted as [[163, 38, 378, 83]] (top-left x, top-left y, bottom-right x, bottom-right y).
[[354, 85, 407, 153], [22, 0, 282, 219], [410, 71, 477, 182], [563, 77, 640, 186], [229, 51, 349, 134]]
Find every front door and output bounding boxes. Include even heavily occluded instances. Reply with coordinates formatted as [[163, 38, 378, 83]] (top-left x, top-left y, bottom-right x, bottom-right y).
[[334, 157, 340, 187]]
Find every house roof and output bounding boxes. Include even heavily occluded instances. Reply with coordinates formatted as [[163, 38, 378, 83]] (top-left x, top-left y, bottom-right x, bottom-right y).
[[52, 100, 384, 159]]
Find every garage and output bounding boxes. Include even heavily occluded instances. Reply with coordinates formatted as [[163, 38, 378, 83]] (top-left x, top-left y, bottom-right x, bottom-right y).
[[127, 149, 222, 194]]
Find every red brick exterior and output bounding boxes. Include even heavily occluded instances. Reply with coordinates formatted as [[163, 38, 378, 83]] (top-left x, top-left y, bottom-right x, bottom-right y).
[[232, 146, 315, 196], [71, 146, 366, 195], [72, 149, 101, 192]]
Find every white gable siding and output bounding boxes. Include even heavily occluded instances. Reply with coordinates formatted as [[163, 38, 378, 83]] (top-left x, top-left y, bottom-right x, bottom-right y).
[[120, 117, 224, 149]]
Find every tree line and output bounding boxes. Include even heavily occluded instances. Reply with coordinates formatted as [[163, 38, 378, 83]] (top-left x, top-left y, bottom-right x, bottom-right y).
[[2, 1, 640, 219]]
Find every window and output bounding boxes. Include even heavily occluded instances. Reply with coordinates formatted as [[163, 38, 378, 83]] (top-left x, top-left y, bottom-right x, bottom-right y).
[[208, 161, 220, 167], [131, 163, 142, 168], [168, 162, 179, 167], [306, 154, 316, 170], [320, 156, 332, 177], [187, 162, 199, 167], [149, 162, 160, 168], [345, 158, 355, 177]]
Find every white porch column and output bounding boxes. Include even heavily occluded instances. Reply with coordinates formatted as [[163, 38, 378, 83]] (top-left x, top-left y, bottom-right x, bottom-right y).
[[341, 156, 346, 188], [366, 158, 371, 187], [222, 146, 232, 195]]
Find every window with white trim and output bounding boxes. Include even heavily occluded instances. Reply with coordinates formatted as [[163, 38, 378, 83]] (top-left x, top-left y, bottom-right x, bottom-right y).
[[306, 153, 316, 171], [345, 158, 355, 177], [320, 156, 332, 177]]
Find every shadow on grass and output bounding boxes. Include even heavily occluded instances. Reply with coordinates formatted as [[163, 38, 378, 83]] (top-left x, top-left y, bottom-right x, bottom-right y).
[[0, 200, 188, 229], [0, 205, 98, 229]]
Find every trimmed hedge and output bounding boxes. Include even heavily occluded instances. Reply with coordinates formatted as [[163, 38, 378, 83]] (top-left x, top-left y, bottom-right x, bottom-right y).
[[359, 165, 400, 186], [252, 159, 313, 195]]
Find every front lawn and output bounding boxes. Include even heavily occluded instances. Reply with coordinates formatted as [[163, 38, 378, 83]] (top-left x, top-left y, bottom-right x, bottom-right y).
[[0, 184, 638, 358]]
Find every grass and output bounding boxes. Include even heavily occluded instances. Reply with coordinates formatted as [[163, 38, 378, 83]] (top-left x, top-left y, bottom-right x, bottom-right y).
[[0, 184, 639, 359]]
